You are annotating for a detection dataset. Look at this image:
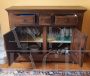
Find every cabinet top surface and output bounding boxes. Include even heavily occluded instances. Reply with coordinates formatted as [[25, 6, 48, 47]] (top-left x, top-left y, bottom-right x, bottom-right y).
[[6, 6, 87, 11]]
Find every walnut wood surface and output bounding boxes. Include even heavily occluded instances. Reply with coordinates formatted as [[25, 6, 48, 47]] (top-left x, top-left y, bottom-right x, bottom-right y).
[[6, 6, 86, 11], [4, 6, 87, 66]]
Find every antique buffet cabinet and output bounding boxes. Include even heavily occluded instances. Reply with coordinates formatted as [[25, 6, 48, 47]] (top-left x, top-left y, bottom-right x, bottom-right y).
[[4, 6, 87, 67]]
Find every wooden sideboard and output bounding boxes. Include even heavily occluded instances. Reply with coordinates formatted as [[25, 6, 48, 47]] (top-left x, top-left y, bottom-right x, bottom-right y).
[[4, 6, 87, 67]]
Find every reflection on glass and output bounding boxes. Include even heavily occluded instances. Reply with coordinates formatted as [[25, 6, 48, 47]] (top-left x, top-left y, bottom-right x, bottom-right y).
[[48, 27, 72, 43]]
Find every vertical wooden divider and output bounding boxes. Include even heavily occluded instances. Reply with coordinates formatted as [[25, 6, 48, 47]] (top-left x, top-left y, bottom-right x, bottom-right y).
[[43, 26, 47, 52]]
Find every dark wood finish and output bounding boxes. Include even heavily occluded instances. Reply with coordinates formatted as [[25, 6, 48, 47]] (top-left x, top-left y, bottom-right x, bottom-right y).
[[71, 29, 87, 50], [6, 6, 86, 11], [4, 6, 87, 66], [55, 14, 78, 26], [39, 15, 51, 26], [8, 13, 36, 27], [6, 6, 86, 29], [43, 27, 47, 51], [12, 14, 35, 26], [70, 29, 87, 67]]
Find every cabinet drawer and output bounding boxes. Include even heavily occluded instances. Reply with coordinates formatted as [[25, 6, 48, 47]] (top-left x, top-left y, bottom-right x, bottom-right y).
[[12, 14, 35, 26], [55, 14, 78, 26], [39, 15, 51, 25]]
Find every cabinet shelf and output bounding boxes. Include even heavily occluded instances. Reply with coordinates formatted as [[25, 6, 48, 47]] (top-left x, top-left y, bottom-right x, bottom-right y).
[[9, 37, 43, 43], [48, 40, 71, 43], [9, 37, 71, 43], [47, 35, 72, 43]]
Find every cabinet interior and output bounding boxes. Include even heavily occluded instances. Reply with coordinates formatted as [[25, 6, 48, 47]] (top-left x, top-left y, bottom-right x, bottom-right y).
[[4, 26, 80, 52]]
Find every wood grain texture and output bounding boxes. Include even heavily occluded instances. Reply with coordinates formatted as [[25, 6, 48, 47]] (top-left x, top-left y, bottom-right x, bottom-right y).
[[4, 6, 87, 67], [6, 6, 87, 11]]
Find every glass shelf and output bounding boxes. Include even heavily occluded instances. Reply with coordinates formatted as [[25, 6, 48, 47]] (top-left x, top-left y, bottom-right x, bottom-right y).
[[9, 36, 43, 43], [48, 36, 71, 43], [48, 40, 71, 43]]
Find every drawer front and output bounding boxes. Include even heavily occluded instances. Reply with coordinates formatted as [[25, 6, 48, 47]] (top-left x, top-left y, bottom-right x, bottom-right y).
[[39, 15, 51, 25], [55, 15, 78, 26], [12, 14, 35, 26]]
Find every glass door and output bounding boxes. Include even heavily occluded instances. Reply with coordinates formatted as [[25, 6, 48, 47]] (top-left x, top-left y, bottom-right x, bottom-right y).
[[47, 27, 72, 51]]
